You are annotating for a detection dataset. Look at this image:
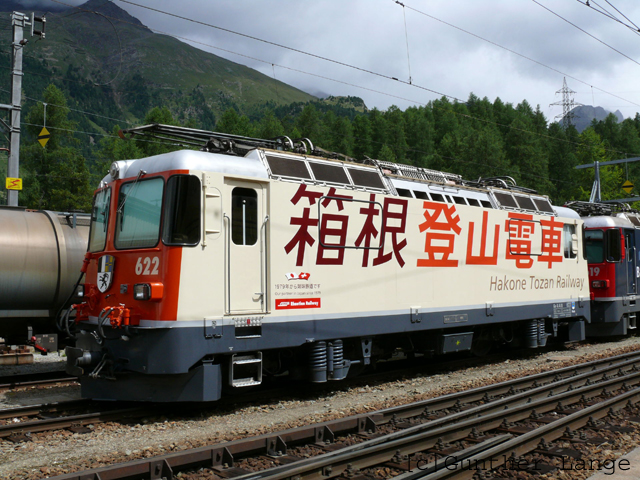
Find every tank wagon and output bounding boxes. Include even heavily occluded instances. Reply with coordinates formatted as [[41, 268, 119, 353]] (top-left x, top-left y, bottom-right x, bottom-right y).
[[64, 125, 590, 402], [566, 201, 640, 337], [0, 206, 89, 343]]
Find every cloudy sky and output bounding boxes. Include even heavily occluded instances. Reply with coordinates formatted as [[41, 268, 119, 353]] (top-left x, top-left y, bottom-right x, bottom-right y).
[[18, 0, 640, 120]]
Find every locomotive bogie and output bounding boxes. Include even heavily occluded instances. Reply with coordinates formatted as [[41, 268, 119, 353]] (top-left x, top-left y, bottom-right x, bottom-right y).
[[66, 133, 591, 402]]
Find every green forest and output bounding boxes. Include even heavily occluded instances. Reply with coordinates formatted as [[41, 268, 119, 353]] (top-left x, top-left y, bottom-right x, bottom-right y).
[[4, 84, 640, 212]]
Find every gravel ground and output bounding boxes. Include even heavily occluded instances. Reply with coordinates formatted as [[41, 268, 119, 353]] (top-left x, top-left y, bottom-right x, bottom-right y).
[[1, 339, 640, 479], [0, 350, 66, 377]]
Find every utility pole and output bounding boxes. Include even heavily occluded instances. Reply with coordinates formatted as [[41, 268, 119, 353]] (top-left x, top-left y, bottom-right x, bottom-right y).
[[550, 77, 583, 129], [0, 12, 45, 207]]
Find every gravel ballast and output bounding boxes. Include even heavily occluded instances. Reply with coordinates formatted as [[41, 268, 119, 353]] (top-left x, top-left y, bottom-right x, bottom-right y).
[[1, 339, 640, 479]]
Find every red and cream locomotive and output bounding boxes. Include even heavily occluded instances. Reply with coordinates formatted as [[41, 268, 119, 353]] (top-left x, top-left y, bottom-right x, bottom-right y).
[[65, 125, 590, 402], [566, 201, 640, 337]]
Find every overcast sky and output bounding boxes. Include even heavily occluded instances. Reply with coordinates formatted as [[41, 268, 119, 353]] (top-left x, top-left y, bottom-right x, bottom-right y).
[[20, 0, 640, 121]]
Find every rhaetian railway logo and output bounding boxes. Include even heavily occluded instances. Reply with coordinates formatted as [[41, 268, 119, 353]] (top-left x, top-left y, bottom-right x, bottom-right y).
[[97, 255, 115, 293]]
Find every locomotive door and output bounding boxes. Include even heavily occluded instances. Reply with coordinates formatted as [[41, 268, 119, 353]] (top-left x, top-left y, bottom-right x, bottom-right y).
[[224, 179, 268, 314], [626, 230, 638, 295]]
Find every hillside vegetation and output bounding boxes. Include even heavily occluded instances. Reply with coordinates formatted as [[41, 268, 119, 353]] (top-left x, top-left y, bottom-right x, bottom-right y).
[[1, 2, 639, 210]]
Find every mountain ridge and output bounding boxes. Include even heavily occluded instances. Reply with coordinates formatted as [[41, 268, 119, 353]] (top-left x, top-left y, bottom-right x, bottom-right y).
[[0, 0, 316, 128], [568, 105, 624, 133]]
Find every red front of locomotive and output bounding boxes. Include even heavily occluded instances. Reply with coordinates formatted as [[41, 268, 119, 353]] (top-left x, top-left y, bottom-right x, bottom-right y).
[[584, 226, 624, 301], [72, 169, 194, 332]]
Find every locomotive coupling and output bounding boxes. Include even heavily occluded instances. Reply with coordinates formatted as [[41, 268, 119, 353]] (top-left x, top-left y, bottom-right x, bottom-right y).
[[65, 347, 103, 376]]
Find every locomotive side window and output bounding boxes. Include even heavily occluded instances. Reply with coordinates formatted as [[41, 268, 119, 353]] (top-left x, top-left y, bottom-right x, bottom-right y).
[[231, 187, 258, 246], [396, 188, 413, 198], [115, 177, 164, 249], [88, 187, 111, 253], [563, 224, 577, 259], [606, 229, 622, 262], [162, 175, 201, 246], [585, 230, 604, 263], [430, 193, 445, 203]]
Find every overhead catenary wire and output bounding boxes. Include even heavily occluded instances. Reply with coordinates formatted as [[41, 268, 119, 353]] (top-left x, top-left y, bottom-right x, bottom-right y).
[[2, 9, 590, 189], [394, 1, 413, 84], [533, 0, 640, 67], [33, 1, 640, 116], [604, 0, 640, 30], [37, 0, 640, 160], [6, 0, 640, 169], [401, 1, 640, 109], [109, 0, 640, 112], [575, 0, 640, 35], [0, 86, 135, 126]]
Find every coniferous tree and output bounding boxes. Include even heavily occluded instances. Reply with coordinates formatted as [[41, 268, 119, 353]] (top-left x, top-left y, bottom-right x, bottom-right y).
[[21, 84, 92, 211]]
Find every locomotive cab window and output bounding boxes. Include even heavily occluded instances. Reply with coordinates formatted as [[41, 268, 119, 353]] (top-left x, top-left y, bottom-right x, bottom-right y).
[[606, 229, 622, 262], [115, 177, 164, 249], [88, 187, 111, 253], [163, 175, 201, 246], [231, 187, 258, 246]]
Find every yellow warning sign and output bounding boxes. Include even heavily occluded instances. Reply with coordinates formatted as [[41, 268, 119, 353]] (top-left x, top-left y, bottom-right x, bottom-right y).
[[38, 127, 50, 147], [623, 180, 634, 194], [6, 177, 22, 190]]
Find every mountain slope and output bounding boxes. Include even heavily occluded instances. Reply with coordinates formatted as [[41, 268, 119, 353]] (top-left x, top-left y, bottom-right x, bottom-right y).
[[568, 105, 624, 133], [0, 0, 315, 125]]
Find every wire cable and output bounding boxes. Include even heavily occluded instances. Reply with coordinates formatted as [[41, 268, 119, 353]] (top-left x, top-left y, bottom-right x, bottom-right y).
[[394, 1, 413, 84], [12, 0, 640, 163], [604, 0, 640, 30], [0, 87, 135, 126], [576, 0, 640, 35], [533, 0, 640, 67], [402, 1, 640, 109]]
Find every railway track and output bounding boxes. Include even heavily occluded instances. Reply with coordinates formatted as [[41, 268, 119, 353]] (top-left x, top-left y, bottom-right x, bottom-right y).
[[0, 399, 155, 442], [0, 370, 77, 393], [47, 349, 640, 480], [0, 350, 511, 442]]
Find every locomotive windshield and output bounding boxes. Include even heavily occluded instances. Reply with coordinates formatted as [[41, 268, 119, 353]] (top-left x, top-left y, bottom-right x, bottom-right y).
[[584, 230, 604, 263], [115, 177, 164, 249], [88, 188, 111, 253]]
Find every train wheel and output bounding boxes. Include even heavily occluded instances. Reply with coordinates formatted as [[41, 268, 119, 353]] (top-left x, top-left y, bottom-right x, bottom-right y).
[[470, 330, 493, 356]]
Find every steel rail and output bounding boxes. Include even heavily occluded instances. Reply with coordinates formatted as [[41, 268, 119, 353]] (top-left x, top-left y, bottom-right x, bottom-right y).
[[372, 349, 640, 424], [223, 369, 640, 480], [419, 387, 640, 479], [0, 375, 77, 393], [0, 404, 152, 438], [327, 350, 640, 449], [0, 399, 91, 421], [48, 350, 640, 480]]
